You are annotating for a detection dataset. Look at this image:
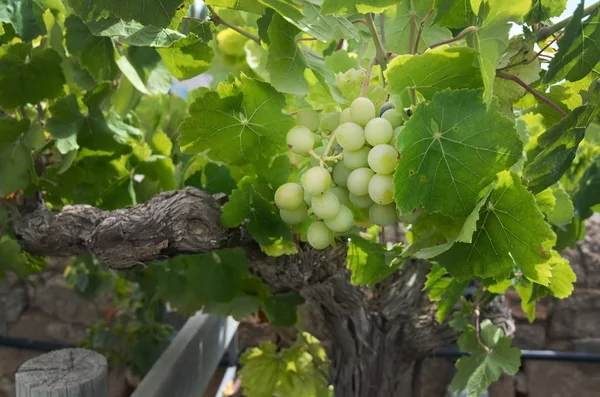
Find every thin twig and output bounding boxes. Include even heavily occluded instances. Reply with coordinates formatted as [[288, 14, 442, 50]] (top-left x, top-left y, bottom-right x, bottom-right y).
[[35, 103, 45, 128], [537, 0, 600, 40], [196, 7, 260, 44], [303, 49, 324, 60], [408, 12, 417, 54], [422, 26, 478, 52], [365, 14, 387, 68], [413, 8, 435, 54], [361, 58, 378, 97], [351, 19, 368, 26], [335, 39, 344, 51], [296, 37, 317, 42], [496, 71, 567, 117], [475, 307, 490, 353], [498, 32, 563, 72]]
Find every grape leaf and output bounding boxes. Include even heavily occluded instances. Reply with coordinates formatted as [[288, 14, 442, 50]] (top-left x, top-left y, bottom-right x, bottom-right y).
[[203, 293, 262, 320], [545, 2, 600, 84], [0, 236, 44, 278], [515, 279, 536, 322], [263, 291, 304, 326], [86, 16, 186, 47], [524, 100, 600, 193], [203, 163, 236, 195], [424, 264, 469, 323], [545, 186, 574, 227], [221, 188, 251, 227], [525, 0, 567, 24], [434, 0, 473, 28], [205, 0, 265, 14], [114, 51, 149, 94], [257, 0, 303, 20], [383, 1, 452, 55], [0, 118, 34, 197], [179, 75, 293, 165], [67, 0, 190, 29], [385, 45, 483, 100], [470, 0, 531, 105], [355, 0, 398, 13], [347, 237, 404, 286], [0, 43, 64, 109], [0, 0, 64, 41], [65, 16, 118, 83], [573, 154, 600, 219], [436, 171, 555, 283], [265, 13, 343, 99], [292, 2, 360, 42], [546, 251, 576, 298], [394, 89, 522, 218], [46, 94, 82, 153], [156, 22, 214, 80], [450, 321, 521, 397], [320, 0, 357, 15]]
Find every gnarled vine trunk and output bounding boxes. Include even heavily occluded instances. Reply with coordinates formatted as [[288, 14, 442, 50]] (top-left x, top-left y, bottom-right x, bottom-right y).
[[8, 188, 457, 396]]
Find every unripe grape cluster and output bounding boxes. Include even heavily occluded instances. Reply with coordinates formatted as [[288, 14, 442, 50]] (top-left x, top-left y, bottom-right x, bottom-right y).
[[275, 97, 405, 250]]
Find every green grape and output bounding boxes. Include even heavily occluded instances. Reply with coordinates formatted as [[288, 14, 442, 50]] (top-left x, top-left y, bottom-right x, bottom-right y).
[[347, 167, 374, 196], [296, 108, 320, 131], [307, 221, 333, 249], [369, 203, 397, 226], [349, 97, 376, 127], [280, 202, 308, 225], [379, 102, 395, 116], [333, 162, 351, 187], [286, 125, 315, 154], [343, 146, 370, 170], [329, 186, 351, 207], [340, 108, 352, 124], [320, 111, 341, 134], [301, 166, 332, 195], [304, 189, 312, 205], [381, 108, 403, 128], [368, 174, 394, 205], [349, 192, 373, 208], [274, 183, 304, 210], [310, 146, 326, 167], [389, 125, 405, 145], [325, 205, 354, 232], [364, 117, 393, 146], [311, 191, 340, 220], [368, 144, 398, 175], [335, 122, 365, 151]]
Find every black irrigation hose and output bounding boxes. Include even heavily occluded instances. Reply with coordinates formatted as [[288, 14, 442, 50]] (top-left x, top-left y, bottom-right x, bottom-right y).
[[3, 336, 600, 365]]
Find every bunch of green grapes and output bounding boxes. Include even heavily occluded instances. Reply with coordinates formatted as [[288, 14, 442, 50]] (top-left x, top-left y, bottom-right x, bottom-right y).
[[274, 97, 405, 249]]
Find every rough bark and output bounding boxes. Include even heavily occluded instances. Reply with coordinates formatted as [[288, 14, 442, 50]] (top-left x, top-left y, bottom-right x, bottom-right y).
[[8, 187, 456, 396]]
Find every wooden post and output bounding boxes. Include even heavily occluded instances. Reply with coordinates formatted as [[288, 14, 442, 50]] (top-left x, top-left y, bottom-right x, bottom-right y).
[[16, 348, 108, 397]]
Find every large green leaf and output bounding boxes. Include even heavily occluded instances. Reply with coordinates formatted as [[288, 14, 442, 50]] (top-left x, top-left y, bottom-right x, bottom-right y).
[[0, 42, 65, 108], [290, 2, 360, 42], [470, 0, 532, 105], [65, 16, 119, 83], [179, 76, 293, 165], [385, 45, 483, 100], [436, 172, 555, 283], [346, 237, 404, 286], [451, 321, 521, 397], [383, 1, 452, 55], [0, 0, 64, 41], [524, 100, 600, 193], [424, 264, 469, 323], [86, 16, 186, 47], [394, 89, 522, 218], [545, 2, 600, 84], [205, 0, 265, 14], [434, 0, 473, 28], [67, 0, 190, 29], [0, 118, 34, 196], [320, 0, 357, 14], [525, 0, 568, 24], [156, 32, 213, 80]]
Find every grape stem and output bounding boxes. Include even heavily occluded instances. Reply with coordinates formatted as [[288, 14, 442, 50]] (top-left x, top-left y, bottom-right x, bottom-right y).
[[322, 131, 338, 160], [200, 6, 261, 45], [474, 307, 490, 353], [408, 12, 417, 54], [365, 13, 388, 74], [496, 71, 567, 117], [413, 8, 435, 54], [497, 32, 563, 72], [360, 58, 378, 97], [536, 0, 600, 41], [422, 26, 478, 52]]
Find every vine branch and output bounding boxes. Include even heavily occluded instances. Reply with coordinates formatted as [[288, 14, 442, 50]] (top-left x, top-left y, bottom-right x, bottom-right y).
[[496, 71, 567, 117], [422, 26, 477, 52], [537, 0, 600, 41], [195, 6, 260, 45], [413, 8, 434, 54], [365, 13, 387, 72]]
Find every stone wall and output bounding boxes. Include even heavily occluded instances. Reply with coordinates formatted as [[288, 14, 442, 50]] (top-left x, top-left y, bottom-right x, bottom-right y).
[[0, 260, 128, 397]]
